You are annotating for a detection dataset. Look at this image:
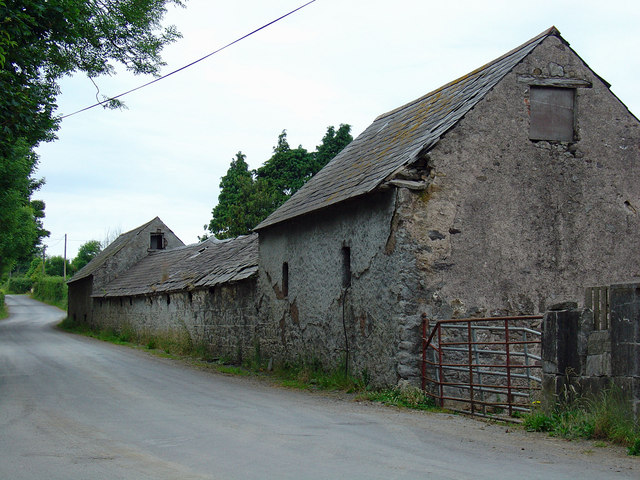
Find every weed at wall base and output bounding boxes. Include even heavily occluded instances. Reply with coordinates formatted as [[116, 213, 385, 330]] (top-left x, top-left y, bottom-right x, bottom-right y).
[[523, 386, 640, 455], [629, 438, 640, 456], [362, 386, 438, 411], [59, 318, 216, 361]]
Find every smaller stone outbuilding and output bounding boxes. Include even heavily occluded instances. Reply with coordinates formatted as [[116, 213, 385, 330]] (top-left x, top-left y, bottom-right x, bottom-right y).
[[68, 217, 184, 326], [68, 219, 261, 362]]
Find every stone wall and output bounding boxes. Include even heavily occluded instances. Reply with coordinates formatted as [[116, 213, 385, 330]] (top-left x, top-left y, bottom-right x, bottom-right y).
[[257, 190, 423, 387], [90, 279, 260, 362], [542, 284, 640, 419], [255, 35, 640, 388]]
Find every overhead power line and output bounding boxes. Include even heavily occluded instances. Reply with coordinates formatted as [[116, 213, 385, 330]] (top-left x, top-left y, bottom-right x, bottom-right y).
[[60, 0, 316, 119]]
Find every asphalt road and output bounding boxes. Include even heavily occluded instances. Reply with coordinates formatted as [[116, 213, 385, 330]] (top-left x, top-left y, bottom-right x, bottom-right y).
[[1, 295, 637, 479]]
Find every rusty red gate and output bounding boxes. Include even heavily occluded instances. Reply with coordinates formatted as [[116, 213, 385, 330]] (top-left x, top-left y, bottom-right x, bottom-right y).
[[421, 315, 543, 419]]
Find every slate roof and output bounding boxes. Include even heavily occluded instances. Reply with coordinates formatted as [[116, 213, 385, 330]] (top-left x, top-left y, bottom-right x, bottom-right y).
[[69, 217, 159, 284], [94, 233, 258, 298], [255, 27, 559, 231]]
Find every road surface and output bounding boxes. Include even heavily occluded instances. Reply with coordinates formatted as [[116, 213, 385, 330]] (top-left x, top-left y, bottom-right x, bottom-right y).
[[1, 295, 637, 479]]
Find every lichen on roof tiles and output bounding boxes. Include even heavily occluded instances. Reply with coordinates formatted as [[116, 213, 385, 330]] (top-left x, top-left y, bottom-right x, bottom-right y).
[[255, 27, 558, 231]]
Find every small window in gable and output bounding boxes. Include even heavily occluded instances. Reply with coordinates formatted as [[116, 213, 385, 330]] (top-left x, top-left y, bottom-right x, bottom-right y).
[[282, 262, 289, 297], [150, 231, 165, 250], [529, 86, 575, 142]]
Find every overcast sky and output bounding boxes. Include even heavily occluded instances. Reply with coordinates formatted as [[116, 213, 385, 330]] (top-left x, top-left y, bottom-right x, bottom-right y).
[[36, 0, 640, 259]]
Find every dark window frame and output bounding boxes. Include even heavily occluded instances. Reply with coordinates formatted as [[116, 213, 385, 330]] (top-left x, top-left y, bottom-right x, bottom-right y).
[[150, 232, 165, 250], [342, 246, 351, 288], [282, 262, 289, 297]]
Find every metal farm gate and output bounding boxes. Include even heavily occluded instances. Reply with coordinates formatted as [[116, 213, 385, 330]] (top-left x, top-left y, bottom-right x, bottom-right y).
[[421, 314, 543, 420]]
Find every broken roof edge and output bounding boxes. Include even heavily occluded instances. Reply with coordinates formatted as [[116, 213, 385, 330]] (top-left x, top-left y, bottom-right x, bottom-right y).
[[256, 29, 555, 232], [91, 233, 259, 298], [90, 269, 259, 299], [374, 27, 561, 124]]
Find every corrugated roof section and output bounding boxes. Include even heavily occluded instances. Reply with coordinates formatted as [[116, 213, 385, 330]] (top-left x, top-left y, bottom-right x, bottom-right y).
[[255, 28, 558, 231], [94, 233, 258, 298]]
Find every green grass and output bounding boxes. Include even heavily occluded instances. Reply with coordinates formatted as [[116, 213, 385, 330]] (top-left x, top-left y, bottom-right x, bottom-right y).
[[59, 316, 134, 345], [269, 359, 365, 392], [27, 292, 67, 311], [361, 387, 438, 411], [522, 386, 640, 455], [59, 316, 202, 356]]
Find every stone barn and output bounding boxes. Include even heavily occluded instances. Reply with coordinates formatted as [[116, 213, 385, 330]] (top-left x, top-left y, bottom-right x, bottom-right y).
[[253, 27, 640, 387], [67, 217, 184, 327]]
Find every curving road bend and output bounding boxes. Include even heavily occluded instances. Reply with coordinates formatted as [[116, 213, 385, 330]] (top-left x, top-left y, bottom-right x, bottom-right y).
[[1, 295, 637, 479]]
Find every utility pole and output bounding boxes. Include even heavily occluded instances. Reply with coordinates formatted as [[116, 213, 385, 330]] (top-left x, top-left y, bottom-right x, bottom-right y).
[[42, 246, 46, 275], [63, 234, 67, 281]]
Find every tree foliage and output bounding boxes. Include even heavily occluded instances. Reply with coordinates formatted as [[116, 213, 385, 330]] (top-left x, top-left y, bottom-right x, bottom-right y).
[[0, 140, 48, 273], [0, 0, 183, 273], [254, 131, 315, 212], [44, 255, 71, 277], [206, 125, 353, 239], [207, 153, 255, 239], [313, 124, 353, 172], [72, 240, 102, 273]]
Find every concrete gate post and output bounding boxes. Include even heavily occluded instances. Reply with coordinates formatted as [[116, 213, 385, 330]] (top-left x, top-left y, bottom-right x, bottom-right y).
[[541, 303, 582, 404], [609, 283, 640, 419]]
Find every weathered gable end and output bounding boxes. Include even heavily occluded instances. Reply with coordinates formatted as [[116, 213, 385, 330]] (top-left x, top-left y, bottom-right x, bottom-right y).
[[70, 216, 184, 290], [399, 32, 640, 319]]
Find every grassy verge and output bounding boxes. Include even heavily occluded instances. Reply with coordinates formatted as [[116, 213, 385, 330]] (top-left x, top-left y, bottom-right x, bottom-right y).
[[523, 387, 640, 456], [57, 317, 439, 412], [31, 294, 67, 311], [268, 358, 365, 392], [59, 316, 200, 356], [0, 290, 7, 320]]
